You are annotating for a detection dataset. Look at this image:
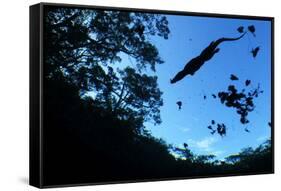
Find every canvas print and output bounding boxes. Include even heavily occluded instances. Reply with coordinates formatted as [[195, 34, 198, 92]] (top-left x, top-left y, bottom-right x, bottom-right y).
[[42, 4, 273, 186]]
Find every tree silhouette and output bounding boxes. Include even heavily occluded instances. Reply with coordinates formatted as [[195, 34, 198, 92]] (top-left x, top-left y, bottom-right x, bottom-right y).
[[42, 7, 174, 184], [225, 140, 272, 172], [44, 7, 169, 127]]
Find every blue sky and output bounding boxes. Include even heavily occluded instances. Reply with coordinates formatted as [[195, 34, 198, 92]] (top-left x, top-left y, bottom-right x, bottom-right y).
[[87, 13, 272, 160], [141, 15, 272, 160]]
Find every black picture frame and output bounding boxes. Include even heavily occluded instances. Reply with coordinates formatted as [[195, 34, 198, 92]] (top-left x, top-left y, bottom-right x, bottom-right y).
[[30, 2, 274, 188]]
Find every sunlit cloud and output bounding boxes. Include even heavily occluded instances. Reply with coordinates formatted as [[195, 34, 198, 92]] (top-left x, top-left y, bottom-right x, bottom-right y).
[[196, 137, 217, 150], [191, 116, 199, 121], [188, 137, 218, 151], [256, 135, 269, 142], [180, 127, 191, 133], [187, 137, 224, 157], [212, 150, 224, 157]]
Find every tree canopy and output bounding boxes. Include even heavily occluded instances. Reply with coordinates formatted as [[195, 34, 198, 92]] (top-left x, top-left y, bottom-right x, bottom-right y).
[[44, 7, 170, 128]]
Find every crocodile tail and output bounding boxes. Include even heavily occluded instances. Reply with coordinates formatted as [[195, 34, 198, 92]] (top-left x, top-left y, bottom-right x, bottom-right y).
[[216, 32, 246, 45]]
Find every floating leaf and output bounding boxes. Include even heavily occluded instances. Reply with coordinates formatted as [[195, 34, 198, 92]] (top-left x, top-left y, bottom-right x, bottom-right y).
[[176, 101, 182, 110], [248, 25, 256, 36], [245, 80, 251, 86], [237, 26, 244, 33], [251, 46, 260, 58], [230, 74, 239, 81]]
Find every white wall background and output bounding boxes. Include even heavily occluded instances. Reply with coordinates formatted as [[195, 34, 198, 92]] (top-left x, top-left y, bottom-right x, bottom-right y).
[[0, 0, 279, 190]]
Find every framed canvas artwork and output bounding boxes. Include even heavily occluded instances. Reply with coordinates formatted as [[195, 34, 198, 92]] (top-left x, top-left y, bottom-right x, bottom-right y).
[[30, 2, 274, 188]]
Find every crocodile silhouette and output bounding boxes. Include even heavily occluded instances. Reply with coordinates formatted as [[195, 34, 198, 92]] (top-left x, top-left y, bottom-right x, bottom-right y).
[[170, 33, 246, 84]]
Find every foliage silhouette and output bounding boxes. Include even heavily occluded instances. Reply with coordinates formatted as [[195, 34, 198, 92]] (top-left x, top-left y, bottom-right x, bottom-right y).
[[245, 79, 251, 86], [251, 46, 260, 58], [216, 80, 263, 125], [207, 121, 226, 137], [176, 101, 182, 110], [225, 140, 272, 172], [44, 7, 169, 128], [230, 74, 239, 81], [248, 25, 256, 37], [237, 26, 244, 33]]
